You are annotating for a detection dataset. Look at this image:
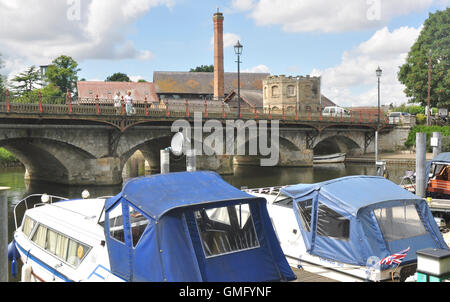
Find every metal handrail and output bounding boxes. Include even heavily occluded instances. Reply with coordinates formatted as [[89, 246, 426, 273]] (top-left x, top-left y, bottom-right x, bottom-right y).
[[13, 194, 68, 229]]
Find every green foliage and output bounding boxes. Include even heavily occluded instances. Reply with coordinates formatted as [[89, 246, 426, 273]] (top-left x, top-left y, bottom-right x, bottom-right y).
[[137, 79, 147, 83], [45, 55, 80, 94], [405, 125, 450, 150], [11, 66, 42, 95], [416, 113, 426, 125], [392, 104, 426, 115], [105, 72, 131, 82], [398, 8, 450, 108], [443, 136, 450, 152], [0, 54, 6, 95], [0, 147, 19, 166], [190, 65, 214, 72], [12, 84, 64, 104]]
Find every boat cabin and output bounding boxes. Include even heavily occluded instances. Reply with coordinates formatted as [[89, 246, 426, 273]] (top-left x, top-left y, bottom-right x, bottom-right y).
[[426, 152, 450, 199], [280, 176, 447, 267], [103, 171, 296, 282]]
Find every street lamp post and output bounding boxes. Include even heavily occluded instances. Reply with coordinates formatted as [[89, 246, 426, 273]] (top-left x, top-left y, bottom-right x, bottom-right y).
[[375, 66, 382, 166], [234, 40, 243, 118]]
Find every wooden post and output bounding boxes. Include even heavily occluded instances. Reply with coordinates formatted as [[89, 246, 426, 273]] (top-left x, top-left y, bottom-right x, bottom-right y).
[[0, 188, 10, 282], [38, 91, 43, 113], [6, 89, 10, 113]]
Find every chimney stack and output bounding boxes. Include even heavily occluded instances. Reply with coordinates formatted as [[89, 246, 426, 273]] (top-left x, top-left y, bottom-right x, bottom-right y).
[[213, 9, 224, 100]]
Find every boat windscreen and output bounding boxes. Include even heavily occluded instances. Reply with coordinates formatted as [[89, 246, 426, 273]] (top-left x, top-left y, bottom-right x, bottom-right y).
[[273, 195, 293, 208]]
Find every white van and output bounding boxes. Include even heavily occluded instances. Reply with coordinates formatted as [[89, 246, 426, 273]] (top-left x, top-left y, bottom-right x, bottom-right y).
[[322, 106, 351, 117]]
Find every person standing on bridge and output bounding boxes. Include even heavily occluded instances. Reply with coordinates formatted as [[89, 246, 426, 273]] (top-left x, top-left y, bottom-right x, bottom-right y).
[[113, 91, 122, 114], [125, 90, 135, 116]]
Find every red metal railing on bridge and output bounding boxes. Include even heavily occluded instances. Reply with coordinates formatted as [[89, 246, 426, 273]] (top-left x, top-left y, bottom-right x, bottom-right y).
[[0, 92, 392, 126]]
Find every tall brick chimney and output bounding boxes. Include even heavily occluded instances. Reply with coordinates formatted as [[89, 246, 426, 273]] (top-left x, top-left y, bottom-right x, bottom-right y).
[[213, 10, 224, 100]]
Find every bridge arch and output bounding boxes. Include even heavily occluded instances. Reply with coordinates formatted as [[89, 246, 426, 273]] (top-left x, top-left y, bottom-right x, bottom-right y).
[[313, 134, 361, 156]]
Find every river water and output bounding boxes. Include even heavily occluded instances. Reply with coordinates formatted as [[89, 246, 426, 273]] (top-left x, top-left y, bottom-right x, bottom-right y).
[[1, 162, 414, 281]]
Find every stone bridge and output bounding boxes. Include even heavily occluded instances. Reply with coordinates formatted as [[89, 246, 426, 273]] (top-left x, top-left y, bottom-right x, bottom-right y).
[[0, 99, 405, 185]]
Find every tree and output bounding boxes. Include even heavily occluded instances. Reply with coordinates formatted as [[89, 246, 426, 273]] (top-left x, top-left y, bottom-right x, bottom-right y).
[[45, 55, 81, 94], [0, 54, 6, 95], [190, 65, 214, 72], [398, 8, 450, 109], [106, 72, 131, 82], [11, 66, 41, 95]]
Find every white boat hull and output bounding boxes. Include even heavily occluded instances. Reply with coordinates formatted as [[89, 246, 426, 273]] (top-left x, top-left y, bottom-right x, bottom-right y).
[[313, 153, 346, 164]]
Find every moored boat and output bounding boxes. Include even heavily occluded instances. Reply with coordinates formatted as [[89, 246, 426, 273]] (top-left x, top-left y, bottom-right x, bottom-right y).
[[313, 153, 346, 164], [8, 171, 296, 282], [246, 176, 448, 282]]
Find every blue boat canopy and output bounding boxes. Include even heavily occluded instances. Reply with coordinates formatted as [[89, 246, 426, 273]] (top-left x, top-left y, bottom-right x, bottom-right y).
[[426, 152, 450, 184], [281, 176, 448, 268], [104, 171, 296, 282]]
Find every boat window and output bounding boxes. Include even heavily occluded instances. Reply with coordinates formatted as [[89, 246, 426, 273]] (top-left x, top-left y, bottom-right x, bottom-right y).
[[22, 216, 37, 238], [317, 203, 350, 241], [109, 203, 125, 243], [195, 204, 260, 258], [129, 205, 150, 248], [67, 239, 89, 267], [32, 225, 47, 248], [374, 204, 427, 242], [274, 194, 293, 208], [296, 199, 313, 232]]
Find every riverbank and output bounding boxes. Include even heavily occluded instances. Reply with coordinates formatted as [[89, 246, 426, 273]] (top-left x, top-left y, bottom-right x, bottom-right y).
[[347, 151, 434, 165], [0, 148, 22, 168]]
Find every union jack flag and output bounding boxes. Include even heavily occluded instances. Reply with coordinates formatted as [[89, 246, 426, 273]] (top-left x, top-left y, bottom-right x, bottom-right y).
[[379, 247, 410, 266]]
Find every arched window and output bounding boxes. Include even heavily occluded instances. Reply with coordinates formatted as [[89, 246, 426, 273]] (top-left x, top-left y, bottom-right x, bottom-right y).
[[271, 86, 280, 97]]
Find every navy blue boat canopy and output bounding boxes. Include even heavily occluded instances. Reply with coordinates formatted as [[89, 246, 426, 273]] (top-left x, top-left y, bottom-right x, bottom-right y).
[[281, 176, 448, 268], [104, 171, 296, 282]]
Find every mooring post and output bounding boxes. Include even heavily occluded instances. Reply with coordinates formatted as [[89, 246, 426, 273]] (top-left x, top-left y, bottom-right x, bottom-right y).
[[160, 149, 170, 174], [186, 149, 196, 172], [0, 187, 10, 282], [432, 132, 442, 158], [416, 132, 427, 198]]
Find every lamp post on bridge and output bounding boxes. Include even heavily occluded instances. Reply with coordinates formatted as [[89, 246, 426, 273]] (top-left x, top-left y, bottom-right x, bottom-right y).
[[375, 66, 382, 167], [234, 40, 243, 119]]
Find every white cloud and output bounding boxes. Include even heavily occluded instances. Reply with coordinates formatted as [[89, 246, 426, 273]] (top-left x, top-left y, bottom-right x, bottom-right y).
[[236, 0, 438, 33], [243, 64, 270, 73], [210, 33, 241, 49], [0, 0, 173, 78], [312, 26, 422, 107]]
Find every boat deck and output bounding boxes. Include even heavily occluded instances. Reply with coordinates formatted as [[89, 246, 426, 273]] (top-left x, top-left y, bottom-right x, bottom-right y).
[[292, 267, 338, 282]]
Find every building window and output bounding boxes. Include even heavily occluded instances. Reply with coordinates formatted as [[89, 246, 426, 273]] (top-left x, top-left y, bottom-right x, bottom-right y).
[[316, 203, 350, 241], [195, 204, 260, 258], [264, 86, 268, 98], [271, 86, 280, 97], [287, 85, 296, 96]]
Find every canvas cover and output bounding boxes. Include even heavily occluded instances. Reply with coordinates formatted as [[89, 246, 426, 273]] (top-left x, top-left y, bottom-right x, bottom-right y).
[[104, 171, 296, 282], [426, 152, 450, 184], [281, 176, 448, 268]]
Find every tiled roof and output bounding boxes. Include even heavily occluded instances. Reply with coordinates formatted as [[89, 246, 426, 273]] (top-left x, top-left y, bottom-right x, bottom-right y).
[[153, 71, 269, 95], [76, 81, 158, 102]]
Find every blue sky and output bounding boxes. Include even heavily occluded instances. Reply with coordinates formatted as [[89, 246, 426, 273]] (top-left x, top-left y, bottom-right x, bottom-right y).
[[0, 0, 448, 107]]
